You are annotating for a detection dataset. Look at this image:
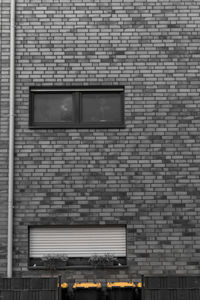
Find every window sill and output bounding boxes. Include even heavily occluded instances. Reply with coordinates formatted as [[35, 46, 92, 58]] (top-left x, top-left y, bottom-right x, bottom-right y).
[[29, 265, 128, 270], [29, 124, 126, 130]]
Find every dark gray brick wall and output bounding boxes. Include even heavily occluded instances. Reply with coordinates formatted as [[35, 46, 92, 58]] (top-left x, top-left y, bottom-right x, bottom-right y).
[[1, 0, 200, 280], [0, 0, 9, 277]]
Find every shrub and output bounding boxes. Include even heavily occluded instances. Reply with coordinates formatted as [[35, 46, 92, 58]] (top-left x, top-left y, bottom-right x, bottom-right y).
[[88, 254, 119, 266]]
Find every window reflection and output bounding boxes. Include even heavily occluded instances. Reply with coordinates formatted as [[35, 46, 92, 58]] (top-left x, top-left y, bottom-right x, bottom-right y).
[[34, 93, 73, 123], [82, 93, 121, 123]]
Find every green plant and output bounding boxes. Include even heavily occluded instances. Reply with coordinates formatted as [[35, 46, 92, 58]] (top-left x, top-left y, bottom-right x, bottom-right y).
[[88, 253, 119, 266]]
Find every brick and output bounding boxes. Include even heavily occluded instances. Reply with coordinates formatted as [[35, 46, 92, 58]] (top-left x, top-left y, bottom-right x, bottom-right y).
[[1, 0, 200, 280]]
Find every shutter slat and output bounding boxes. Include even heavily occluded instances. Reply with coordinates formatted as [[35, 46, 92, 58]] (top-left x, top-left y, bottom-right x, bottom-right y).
[[29, 226, 126, 257]]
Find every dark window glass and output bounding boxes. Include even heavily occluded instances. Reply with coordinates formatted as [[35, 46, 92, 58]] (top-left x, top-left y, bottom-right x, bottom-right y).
[[81, 93, 121, 123], [33, 93, 73, 123], [30, 88, 124, 128]]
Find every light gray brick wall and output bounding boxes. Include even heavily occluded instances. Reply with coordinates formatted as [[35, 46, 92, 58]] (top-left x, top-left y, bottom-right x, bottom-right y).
[[1, 0, 200, 280]]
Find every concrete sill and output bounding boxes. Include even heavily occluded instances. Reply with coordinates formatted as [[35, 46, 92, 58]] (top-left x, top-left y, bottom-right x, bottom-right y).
[[29, 265, 128, 270]]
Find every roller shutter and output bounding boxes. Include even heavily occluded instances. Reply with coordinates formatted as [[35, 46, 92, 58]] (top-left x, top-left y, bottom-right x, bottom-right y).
[[29, 226, 126, 258]]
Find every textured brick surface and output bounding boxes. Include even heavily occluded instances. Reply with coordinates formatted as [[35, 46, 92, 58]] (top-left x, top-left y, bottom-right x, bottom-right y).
[[0, 0, 9, 277], [1, 0, 200, 280]]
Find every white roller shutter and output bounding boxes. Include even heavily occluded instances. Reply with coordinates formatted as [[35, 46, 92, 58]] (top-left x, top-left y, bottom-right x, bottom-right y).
[[29, 226, 126, 258]]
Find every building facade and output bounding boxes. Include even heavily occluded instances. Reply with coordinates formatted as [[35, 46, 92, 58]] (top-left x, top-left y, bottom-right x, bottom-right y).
[[1, 0, 200, 282]]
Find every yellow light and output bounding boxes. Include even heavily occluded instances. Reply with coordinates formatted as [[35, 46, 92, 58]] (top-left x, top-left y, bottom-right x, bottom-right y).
[[73, 282, 101, 289], [107, 282, 136, 288]]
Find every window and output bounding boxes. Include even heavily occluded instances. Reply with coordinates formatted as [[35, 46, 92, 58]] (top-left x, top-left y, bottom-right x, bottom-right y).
[[29, 87, 124, 129], [29, 226, 126, 268]]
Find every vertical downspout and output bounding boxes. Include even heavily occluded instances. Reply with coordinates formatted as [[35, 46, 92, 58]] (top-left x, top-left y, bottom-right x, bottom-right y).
[[7, 0, 15, 278]]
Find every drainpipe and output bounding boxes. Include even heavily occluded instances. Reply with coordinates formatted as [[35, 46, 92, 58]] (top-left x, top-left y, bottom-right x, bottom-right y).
[[7, 0, 16, 278]]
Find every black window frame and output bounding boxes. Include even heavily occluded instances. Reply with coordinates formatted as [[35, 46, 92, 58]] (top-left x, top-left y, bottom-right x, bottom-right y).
[[29, 87, 125, 129]]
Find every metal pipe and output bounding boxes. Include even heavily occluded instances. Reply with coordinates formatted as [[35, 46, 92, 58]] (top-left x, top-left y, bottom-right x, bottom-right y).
[[7, 0, 16, 278]]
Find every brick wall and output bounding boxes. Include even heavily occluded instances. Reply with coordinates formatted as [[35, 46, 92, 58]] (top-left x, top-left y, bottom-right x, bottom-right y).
[[1, 0, 200, 280], [0, 0, 9, 277]]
